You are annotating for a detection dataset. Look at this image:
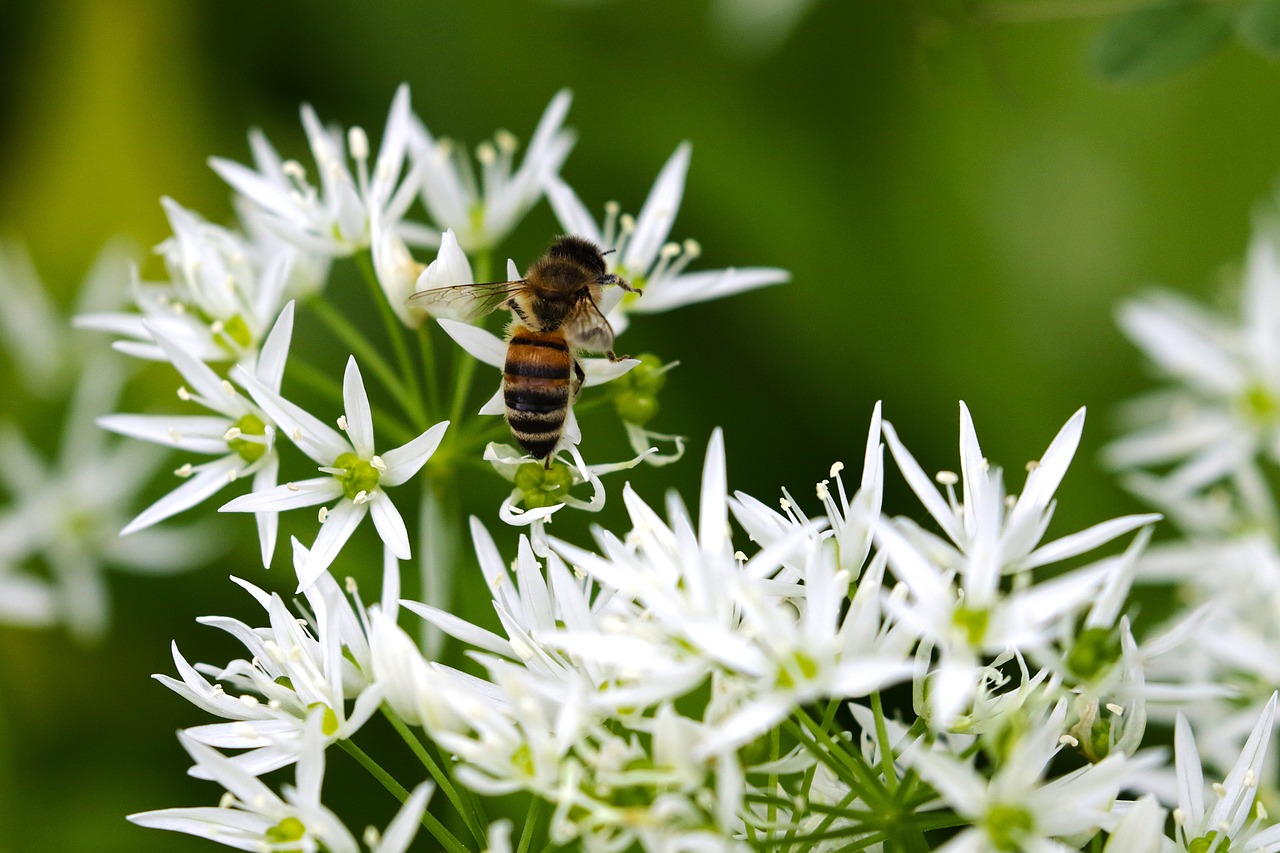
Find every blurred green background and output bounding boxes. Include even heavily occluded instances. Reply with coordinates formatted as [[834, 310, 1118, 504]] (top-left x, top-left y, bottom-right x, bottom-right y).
[[1, 0, 1277, 849]]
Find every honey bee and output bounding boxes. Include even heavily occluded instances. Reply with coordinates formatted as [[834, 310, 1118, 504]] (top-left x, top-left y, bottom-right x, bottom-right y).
[[407, 236, 639, 464]]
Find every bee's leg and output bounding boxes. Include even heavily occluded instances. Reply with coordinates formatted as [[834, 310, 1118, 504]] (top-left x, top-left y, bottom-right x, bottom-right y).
[[544, 453, 554, 470], [571, 358, 585, 402], [605, 349, 630, 362]]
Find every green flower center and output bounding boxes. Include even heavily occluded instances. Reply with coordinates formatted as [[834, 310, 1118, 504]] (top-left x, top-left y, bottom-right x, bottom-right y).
[[514, 461, 574, 509], [984, 803, 1035, 851], [1189, 831, 1233, 853], [1066, 626, 1121, 682], [775, 649, 820, 690], [223, 314, 253, 349], [227, 413, 268, 463], [332, 451, 380, 500], [953, 605, 989, 646], [1240, 382, 1280, 424], [306, 702, 340, 736], [265, 816, 306, 847]]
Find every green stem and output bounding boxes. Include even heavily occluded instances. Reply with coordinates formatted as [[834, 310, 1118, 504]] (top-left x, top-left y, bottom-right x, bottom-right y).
[[337, 738, 471, 853], [793, 708, 889, 808], [383, 707, 487, 845], [418, 323, 444, 426], [870, 692, 898, 793], [285, 358, 418, 446], [516, 796, 545, 853], [782, 700, 840, 852], [355, 250, 432, 427], [308, 296, 426, 432], [767, 725, 780, 831]]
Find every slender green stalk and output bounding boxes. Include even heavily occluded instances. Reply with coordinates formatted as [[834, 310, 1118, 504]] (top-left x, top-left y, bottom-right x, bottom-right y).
[[337, 738, 471, 853], [308, 296, 425, 430], [355, 250, 432, 426], [285, 359, 418, 446], [782, 699, 841, 852], [383, 707, 487, 845], [767, 725, 781, 831], [516, 796, 545, 853], [782, 718, 863, 796], [417, 323, 444, 426], [869, 692, 898, 794], [793, 708, 889, 807]]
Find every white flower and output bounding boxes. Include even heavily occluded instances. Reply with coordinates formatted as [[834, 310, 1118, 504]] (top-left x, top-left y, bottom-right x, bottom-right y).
[[547, 142, 789, 334], [1168, 693, 1280, 853], [76, 199, 294, 365], [382, 227, 473, 329], [1107, 232, 1280, 529], [0, 356, 213, 638], [129, 710, 432, 853], [211, 84, 428, 259], [903, 699, 1149, 853], [221, 355, 449, 588], [877, 403, 1160, 726], [409, 89, 574, 253], [155, 538, 386, 777], [98, 302, 294, 566]]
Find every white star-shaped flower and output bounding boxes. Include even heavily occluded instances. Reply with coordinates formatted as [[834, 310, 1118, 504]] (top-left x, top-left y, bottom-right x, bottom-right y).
[[221, 355, 448, 589], [98, 302, 295, 566]]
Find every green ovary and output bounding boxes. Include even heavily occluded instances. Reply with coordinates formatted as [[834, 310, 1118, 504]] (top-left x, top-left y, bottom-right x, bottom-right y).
[[953, 605, 989, 646], [1189, 831, 1233, 853], [775, 650, 819, 689], [983, 803, 1034, 851], [1065, 626, 1121, 681], [332, 452, 380, 499], [515, 461, 574, 509], [227, 413, 268, 463], [265, 816, 306, 847], [223, 314, 253, 349]]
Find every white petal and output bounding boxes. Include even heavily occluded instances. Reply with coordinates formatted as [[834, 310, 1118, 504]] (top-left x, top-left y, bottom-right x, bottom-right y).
[[437, 318, 507, 367], [545, 175, 603, 245], [380, 421, 449, 486], [121, 455, 245, 534], [369, 491, 410, 559], [221, 476, 342, 512], [232, 365, 349, 465], [254, 300, 295, 392], [625, 142, 690, 272], [1023, 514, 1162, 569], [97, 414, 231, 454], [299, 501, 368, 589], [342, 356, 375, 457]]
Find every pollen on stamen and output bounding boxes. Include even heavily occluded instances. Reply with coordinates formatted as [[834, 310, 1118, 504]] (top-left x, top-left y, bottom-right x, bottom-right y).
[[1212, 782, 1227, 797], [734, 551, 747, 563], [286, 482, 300, 492], [1259, 801, 1270, 820], [1105, 703, 1124, 716], [1172, 807, 1185, 824], [1058, 734, 1079, 747], [345, 576, 358, 593], [171, 301, 186, 315], [224, 427, 243, 441], [1004, 495, 1017, 508], [292, 428, 303, 442], [226, 469, 238, 483], [370, 455, 386, 471], [337, 415, 349, 431], [980, 457, 990, 471], [779, 497, 792, 511], [659, 242, 681, 260], [605, 200, 620, 215], [238, 694, 260, 708], [221, 380, 235, 395], [363, 828, 382, 848], [218, 792, 236, 809], [1245, 769, 1257, 787], [619, 213, 637, 234], [830, 461, 845, 477], [175, 463, 194, 478], [353, 490, 369, 504], [177, 386, 192, 401], [495, 129, 518, 153], [282, 160, 307, 182], [1026, 459, 1041, 472], [476, 141, 497, 166], [210, 319, 225, 335], [683, 238, 702, 258], [816, 480, 830, 501], [167, 428, 182, 442], [318, 506, 329, 523], [347, 126, 370, 161], [936, 470, 959, 485]]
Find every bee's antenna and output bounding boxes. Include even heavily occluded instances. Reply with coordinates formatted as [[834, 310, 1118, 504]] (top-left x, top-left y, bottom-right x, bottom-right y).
[[602, 248, 617, 257]]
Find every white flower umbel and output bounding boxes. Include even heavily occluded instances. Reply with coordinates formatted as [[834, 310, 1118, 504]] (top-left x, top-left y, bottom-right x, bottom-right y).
[[877, 403, 1160, 727], [98, 302, 295, 566], [0, 357, 214, 637], [130, 711, 432, 853], [383, 227, 473, 329], [409, 89, 574, 253], [76, 199, 294, 365], [156, 539, 386, 777], [1168, 693, 1280, 853], [1108, 232, 1280, 529], [903, 699, 1147, 853], [546, 142, 789, 334], [221, 355, 449, 587], [211, 84, 427, 259]]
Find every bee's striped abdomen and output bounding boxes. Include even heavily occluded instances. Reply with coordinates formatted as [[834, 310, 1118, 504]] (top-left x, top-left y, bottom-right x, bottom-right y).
[[503, 326, 572, 460]]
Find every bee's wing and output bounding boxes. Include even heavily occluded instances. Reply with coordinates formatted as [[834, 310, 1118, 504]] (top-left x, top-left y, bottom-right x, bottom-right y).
[[406, 280, 527, 322], [563, 295, 616, 354]]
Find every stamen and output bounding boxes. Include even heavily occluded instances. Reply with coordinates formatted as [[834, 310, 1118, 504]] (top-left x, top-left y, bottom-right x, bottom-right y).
[[286, 482, 300, 492], [238, 694, 260, 708], [218, 792, 235, 809], [177, 386, 192, 401], [816, 480, 830, 501], [174, 463, 194, 478], [292, 428, 303, 442], [345, 577, 358, 593], [221, 380, 235, 395], [1025, 459, 1040, 472], [283, 160, 308, 183], [226, 469, 238, 483], [734, 551, 747, 563], [370, 455, 386, 471], [318, 506, 329, 523], [1212, 782, 1227, 797], [779, 498, 791, 511], [167, 428, 182, 443], [353, 490, 369, 504], [495, 129, 518, 153], [476, 141, 497, 166], [347, 126, 369, 161], [936, 470, 959, 485], [1105, 703, 1124, 715], [830, 461, 845, 477], [224, 427, 243, 441], [210, 319, 225, 335], [1003, 495, 1017, 508], [1058, 734, 1079, 747], [337, 415, 348, 431]]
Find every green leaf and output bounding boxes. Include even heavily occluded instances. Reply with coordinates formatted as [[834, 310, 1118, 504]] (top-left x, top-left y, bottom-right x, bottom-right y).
[[1093, 0, 1233, 83], [1239, 0, 1280, 56]]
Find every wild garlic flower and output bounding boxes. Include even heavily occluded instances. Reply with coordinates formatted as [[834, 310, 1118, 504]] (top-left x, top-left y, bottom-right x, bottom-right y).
[[76, 199, 295, 365], [211, 84, 428, 259], [98, 302, 294, 566], [129, 713, 433, 853], [221, 355, 449, 587], [1108, 232, 1280, 530], [546, 142, 789, 334], [408, 89, 574, 253], [156, 538, 385, 777], [877, 403, 1160, 727], [903, 699, 1152, 853], [1166, 693, 1280, 853]]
